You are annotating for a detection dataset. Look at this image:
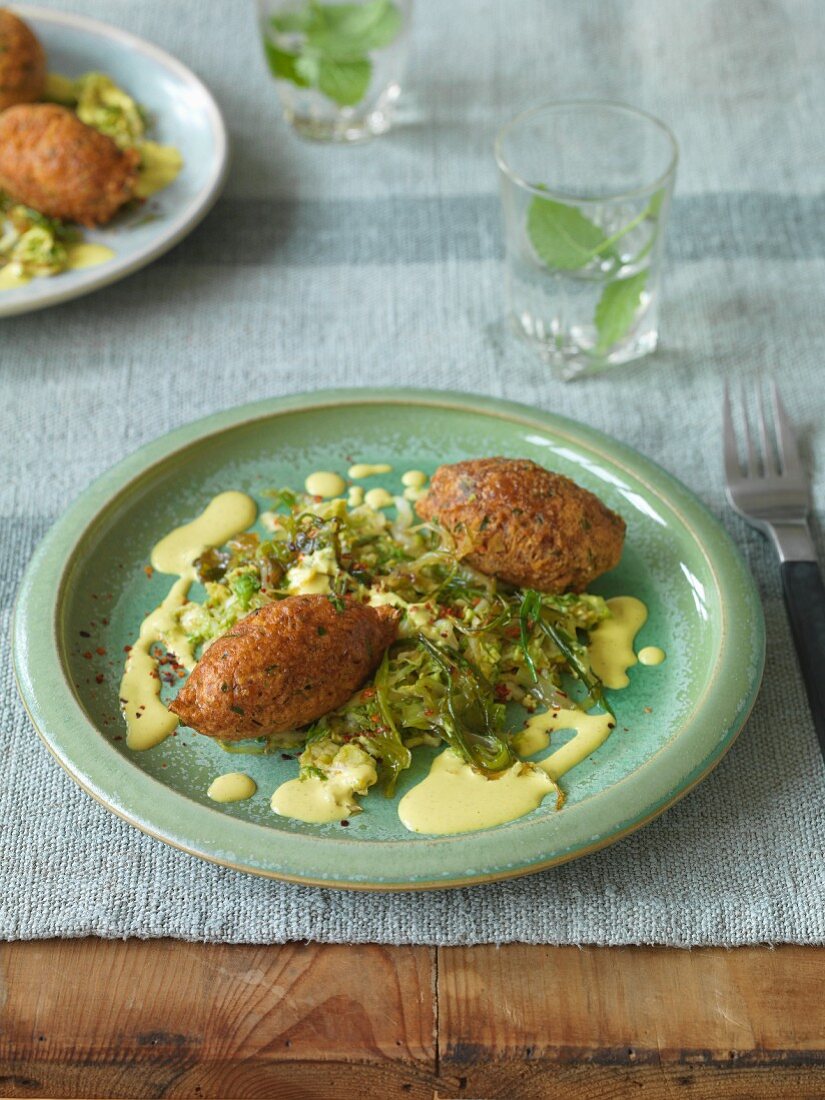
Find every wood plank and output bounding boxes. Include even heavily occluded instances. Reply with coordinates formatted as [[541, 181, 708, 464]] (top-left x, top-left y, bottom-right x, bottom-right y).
[[0, 939, 437, 1099], [4, 940, 825, 1099], [437, 943, 825, 1098]]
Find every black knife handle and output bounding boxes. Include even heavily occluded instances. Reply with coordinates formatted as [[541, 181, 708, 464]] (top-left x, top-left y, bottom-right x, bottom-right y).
[[781, 560, 825, 763]]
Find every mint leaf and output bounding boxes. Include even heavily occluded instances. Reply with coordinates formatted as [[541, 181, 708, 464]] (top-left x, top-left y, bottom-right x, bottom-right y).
[[316, 55, 372, 105], [265, 42, 312, 86], [312, 0, 402, 54], [265, 0, 399, 107], [270, 8, 318, 33], [294, 51, 322, 86], [527, 196, 609, 271], [594, 270, 647, 354]]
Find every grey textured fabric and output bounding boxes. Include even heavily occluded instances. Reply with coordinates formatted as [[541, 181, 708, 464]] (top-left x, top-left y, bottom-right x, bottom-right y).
[[2, 0, 824, 945]]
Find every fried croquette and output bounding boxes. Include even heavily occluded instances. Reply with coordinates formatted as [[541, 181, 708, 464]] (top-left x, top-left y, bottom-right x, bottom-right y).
[[169, 595, 400, 740], [0, 9, 46, 110], [415, 457, 625, 593], [0, 104, 139, 226]]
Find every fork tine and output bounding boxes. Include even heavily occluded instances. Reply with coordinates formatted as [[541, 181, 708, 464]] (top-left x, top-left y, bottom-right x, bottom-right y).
[[740, 385, 758, 477], [723, 383, 742, 481], [757, 388, 778, 476], [771, 382, 802, 476]]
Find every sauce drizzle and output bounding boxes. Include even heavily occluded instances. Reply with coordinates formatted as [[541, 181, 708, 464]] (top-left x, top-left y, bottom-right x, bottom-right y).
[[515, 708, 615, 780], [305, 471, 346, 498], [364, 487, 394, 510], [348, 463, 392, 478], [120, 491, 257, 750], [208, 772, 257, 803], [398, 749, 557, 835], [638, 645, 666, 666], [588, 596, 648, 689]]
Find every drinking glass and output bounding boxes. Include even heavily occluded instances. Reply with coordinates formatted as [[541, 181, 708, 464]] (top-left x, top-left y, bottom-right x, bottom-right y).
[[495, 101, 678, 380], [258, 0, 413, 142]]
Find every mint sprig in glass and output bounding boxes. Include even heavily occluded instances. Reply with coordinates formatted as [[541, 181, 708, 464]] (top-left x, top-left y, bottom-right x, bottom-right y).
[[259, 0, 412, 141], [495, 101, 678, 379]]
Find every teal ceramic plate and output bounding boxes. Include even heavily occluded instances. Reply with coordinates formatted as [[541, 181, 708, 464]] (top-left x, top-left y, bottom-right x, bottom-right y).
[[13, 390, 765, 890], [0, 5, 228, 318]]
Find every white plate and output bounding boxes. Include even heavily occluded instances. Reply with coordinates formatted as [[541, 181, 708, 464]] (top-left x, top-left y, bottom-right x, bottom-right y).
[[1, 5, 229, 317]]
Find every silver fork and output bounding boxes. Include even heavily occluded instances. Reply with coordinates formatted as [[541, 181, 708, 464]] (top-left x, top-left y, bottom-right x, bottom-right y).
[[723, 382, 825, 762]]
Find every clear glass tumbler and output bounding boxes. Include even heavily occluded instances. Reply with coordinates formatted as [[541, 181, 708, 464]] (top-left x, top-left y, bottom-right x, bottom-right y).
[[495, 100, 678, 380], [258, 0, 413, 142]]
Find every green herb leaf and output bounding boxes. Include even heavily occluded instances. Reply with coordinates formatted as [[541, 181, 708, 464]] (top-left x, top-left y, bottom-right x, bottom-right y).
[[527, 195, 609, 271], [265, 0, 399, 106], [594, 270, 647, 354], [315, 54, 372, 106], [264, 42, 313, 86], [271, 8, 317, 33], [310, 0, 402, 56]]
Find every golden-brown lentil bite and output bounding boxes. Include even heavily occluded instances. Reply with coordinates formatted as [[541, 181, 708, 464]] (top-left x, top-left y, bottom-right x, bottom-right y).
[[169, 595, 400, 740], [0, 104, 140, 226], [0, 9, 46, 110], [415, 457, 625, 593]]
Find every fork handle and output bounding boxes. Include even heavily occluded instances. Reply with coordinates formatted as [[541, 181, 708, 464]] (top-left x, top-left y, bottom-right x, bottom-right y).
[[781, 560, 825, 762]]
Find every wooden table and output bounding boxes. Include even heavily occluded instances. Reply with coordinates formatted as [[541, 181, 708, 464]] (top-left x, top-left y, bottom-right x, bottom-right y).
[[2, 940, 823, 1098]]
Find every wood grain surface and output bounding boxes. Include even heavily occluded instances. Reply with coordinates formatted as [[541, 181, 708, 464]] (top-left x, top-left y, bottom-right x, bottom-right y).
[[1, 940, 823, 1099]]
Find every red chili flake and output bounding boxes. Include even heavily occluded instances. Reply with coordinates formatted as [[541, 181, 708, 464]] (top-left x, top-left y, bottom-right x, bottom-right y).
[[340, 820, 350, 827], [102, 618, 109, 626], [95, 673, 105, 684], [123, 645, 132, 653], [144, 566, 153, 579], [177, 670, 185, 678], [79, 630, 90, 638], [96, 646, 106, 656], [82, 651, 92, 660], [494, 683, 509, 701], [113, 735, 122, 741], [361, 687, 376, 699]]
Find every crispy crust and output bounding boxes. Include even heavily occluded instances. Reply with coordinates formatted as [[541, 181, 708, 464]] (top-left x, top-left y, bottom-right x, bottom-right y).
[[169, 595, 400, 740], [0, 104, 140, 226], [416, 457, 626, 593], [0, 9, 46, 110]]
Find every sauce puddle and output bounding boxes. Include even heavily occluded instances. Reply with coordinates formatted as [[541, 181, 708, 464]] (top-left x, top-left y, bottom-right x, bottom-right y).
[[208, 772, 257, 803], [120, 491, 257, 750], [398, 749, 559, 835], [588, 596, 648, 688]]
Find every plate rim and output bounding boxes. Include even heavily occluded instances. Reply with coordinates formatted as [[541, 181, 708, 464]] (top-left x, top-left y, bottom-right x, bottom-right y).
[[12, 387, 766, 890], [0, 3, 230, 318]]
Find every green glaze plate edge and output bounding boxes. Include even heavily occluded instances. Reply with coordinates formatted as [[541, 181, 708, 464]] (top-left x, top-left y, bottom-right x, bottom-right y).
[[12, 388, 765, 890]]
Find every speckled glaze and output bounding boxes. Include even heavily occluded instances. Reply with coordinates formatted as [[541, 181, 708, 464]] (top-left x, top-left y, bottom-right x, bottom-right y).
[[0, 6, 228, 318], [13, 390, 765, 889]]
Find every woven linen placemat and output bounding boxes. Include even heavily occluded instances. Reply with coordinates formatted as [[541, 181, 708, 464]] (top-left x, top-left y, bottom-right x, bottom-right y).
[[1, 0, 823, 944]]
